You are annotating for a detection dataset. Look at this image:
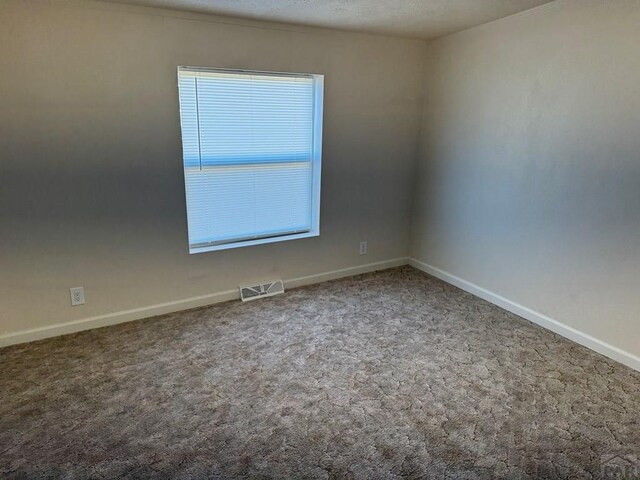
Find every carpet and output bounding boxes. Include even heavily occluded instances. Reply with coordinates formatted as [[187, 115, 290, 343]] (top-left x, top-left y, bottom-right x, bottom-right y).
[[1, 266, 639, 479]]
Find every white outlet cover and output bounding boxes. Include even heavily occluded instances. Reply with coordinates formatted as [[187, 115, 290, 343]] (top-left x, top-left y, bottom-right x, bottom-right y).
[[70, 287, 85, 306], [359, 241, 368, 255]]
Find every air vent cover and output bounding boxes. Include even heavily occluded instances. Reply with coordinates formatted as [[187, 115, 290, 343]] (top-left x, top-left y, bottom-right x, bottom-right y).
[[239, 279, 285, 302]]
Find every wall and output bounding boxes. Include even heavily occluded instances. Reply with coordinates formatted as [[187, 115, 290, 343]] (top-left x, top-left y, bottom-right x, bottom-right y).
[[411, 0, 640, 362], [3, 0, 639, 369], [0, 0, 425, 340]]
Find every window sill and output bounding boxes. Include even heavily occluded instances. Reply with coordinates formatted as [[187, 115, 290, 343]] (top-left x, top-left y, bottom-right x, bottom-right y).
[[189, 230, 319, 254]]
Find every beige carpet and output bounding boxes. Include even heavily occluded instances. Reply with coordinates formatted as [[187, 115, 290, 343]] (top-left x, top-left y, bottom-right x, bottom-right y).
[[1, 266, 639, 479]]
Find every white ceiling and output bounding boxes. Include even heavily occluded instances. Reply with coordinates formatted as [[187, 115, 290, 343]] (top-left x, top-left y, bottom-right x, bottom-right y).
[[102, 0, 554, 39]]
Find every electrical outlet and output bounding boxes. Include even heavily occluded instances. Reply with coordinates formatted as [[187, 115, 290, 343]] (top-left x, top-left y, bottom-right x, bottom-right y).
[[359, 241, 368, 255], [70, 287, 85, 306]]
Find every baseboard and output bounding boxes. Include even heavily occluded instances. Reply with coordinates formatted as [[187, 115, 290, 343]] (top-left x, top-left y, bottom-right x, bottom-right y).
[[7, 255, 637, 374], [0, 257, 409, 348], [409, 258, 640, 373], [285, 257, 408, 289]]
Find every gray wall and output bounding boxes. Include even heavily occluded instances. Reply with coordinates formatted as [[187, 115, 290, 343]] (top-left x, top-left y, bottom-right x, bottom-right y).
[[411, 0, 640, 358], [3, 0, 639, 362], [0, 0, 425, 336]]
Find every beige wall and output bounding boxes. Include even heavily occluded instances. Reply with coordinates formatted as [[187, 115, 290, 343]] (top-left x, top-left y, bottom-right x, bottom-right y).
[[3, 0, 639, 364], [0, 0, 425, 336], [411, 0, 640, 358]]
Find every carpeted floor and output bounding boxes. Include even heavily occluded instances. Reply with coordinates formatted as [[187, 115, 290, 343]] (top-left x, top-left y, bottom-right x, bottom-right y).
[[1, 266, 639, 479]]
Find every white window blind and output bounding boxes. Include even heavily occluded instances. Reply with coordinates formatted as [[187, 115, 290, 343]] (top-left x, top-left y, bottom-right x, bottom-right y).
[[177, 67, 323, 253]]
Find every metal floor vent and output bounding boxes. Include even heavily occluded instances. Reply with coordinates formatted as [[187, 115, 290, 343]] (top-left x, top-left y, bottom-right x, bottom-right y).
[[239, 279, 285, 302]]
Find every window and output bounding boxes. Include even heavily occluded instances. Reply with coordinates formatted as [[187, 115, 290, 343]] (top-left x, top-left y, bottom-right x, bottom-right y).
[[177, 67, 324, 254]]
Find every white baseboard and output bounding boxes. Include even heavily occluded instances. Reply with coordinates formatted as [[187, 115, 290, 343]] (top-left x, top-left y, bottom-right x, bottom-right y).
[[409, 258, 640, 372], [285, 257, 408, 289], [5, 255, 637, 374], [0, 257, 408, 348]]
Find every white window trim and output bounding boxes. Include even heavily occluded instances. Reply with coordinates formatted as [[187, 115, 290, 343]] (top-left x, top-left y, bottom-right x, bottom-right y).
[[177, 67, 324, 254]]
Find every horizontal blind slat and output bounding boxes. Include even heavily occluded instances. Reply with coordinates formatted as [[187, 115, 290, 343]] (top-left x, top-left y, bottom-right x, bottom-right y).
[[178, 68, 316, 248]]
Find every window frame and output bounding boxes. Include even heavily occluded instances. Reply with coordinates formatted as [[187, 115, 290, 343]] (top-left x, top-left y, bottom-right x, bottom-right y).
[[177, 66, 324, 254]]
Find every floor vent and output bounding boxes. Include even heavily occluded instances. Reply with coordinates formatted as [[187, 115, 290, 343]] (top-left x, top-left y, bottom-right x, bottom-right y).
[[239, 280, 285, 302]]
